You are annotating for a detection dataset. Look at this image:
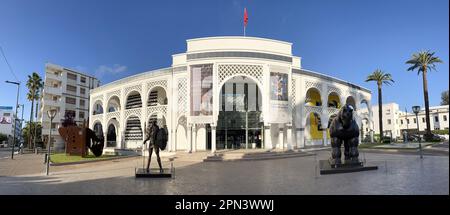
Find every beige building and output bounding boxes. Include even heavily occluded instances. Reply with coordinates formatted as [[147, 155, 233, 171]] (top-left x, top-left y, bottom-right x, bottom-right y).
[[38, 63, 100, 150]]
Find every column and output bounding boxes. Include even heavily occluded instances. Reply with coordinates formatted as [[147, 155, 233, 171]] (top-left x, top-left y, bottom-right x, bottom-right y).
[[187, 124, 192, 153], [299, 128, 305, 148], [264, 124, 272, 150], [192, 124, 197, 152], [323, 130, 328, 146], [286, 124, 293, 150], [169, 128, 174, 152], [103, 131, 108, 149], [278, 125, 284, 150], [211, 125, 216, 154]]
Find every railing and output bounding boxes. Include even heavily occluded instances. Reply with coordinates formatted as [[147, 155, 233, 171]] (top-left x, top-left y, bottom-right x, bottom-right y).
[[46, 72, 62, 81], [44, 86, 62, 95]]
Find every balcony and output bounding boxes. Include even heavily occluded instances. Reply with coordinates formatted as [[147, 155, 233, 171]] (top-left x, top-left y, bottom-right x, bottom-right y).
[[46, 72, 62, 81], [44, 86, 62, 95], [41, 113, 62, 122], [43, 98, 61, 107]]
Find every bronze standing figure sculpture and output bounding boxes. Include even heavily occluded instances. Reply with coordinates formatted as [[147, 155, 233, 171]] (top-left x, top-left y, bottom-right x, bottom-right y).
[[328, 104, 360, 165], [143, 121, 168, 173]]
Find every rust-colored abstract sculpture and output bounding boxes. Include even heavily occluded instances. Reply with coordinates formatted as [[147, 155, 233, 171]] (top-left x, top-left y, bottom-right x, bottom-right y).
[[59, 121, 104, 157]]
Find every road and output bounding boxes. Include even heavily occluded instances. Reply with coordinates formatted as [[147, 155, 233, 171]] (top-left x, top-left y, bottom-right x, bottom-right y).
[[0, 150, 448, 195]]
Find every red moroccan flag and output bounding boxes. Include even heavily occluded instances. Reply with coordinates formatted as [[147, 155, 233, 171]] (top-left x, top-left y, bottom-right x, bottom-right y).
[[244, 8, 248, 27]]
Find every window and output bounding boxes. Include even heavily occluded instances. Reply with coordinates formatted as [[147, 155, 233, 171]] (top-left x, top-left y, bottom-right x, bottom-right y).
[[65, 110, 76, 118], [422, 117, 425, 123], [52, 96, 58, 101], [67, 73, 77, 80], [65, 97, 76, 105], [79, 111, 85, 119], [434, 116, 439, 122], [79, 99, 85, 107], [51, 123, 58, 129], [66, 85, 77, 93], [413, 118, 416, 123], [80, 88, 86, 95], [444, 115, 447, 121], [407, 119, 410, 124], [387, 119, 391, 125], [80, 77, 86, 83], [400, 119, 403, 124], [386, 109, 391, 115]]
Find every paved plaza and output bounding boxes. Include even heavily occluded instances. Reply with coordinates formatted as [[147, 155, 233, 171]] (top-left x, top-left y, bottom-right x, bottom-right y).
[[0, 149, 448, 195]]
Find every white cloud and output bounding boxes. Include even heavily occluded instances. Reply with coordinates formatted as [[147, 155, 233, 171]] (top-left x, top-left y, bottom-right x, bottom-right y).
[[94, 64, 127, 78]]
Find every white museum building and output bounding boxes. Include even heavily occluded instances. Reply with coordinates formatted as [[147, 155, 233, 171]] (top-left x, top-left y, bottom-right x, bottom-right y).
[[89, 36, 373, 153]]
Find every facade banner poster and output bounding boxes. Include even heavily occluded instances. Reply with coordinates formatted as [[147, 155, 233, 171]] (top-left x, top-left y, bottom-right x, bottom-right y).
[[0, 116, 12, 124], [269, 71, 290, 123], [190, 64, 213, 120]]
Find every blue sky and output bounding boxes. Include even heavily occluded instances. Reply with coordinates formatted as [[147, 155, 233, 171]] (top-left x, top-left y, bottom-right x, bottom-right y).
[[0, 0, 448, 122]]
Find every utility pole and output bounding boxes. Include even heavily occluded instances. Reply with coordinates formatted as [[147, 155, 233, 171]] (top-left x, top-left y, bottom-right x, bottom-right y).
[[33, 100, 39, 152], [19, 104, 24, 154], [6, 80, 20, 159]]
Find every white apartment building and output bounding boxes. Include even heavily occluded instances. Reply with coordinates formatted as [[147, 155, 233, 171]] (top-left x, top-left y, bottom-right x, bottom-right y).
[[360, 103, 449, 139], [38, 63, 100, 151]]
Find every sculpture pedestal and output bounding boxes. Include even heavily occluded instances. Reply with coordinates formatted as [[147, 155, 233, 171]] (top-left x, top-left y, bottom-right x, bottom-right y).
[[319, 160, 377, 175], [135, 168, 174, 178]]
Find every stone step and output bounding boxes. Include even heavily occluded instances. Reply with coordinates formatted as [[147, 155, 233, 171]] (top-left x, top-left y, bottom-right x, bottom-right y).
[[203, 151, 313, 162]]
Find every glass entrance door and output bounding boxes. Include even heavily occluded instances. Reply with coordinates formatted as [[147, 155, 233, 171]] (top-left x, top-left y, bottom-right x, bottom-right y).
[[216, 76, 263, 150]]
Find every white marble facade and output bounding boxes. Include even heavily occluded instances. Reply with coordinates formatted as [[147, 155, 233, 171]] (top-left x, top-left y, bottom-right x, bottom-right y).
[[89, 36, 373, 153]]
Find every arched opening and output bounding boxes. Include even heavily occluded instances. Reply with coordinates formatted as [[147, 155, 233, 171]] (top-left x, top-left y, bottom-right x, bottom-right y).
[[106, 119, 119, 147], [147, 112, 166, 128], [124, 116, 142, 148], [359, 99, 372, 142], [305, 112, 324, 146], [217, 75, 263, 150], [126, 91, 142, 109], [361, 118, 371, 143], [305, 88, 322, 106], [326, 114, 338, 140], [346, 96, 356, 110], [176, 116, 187, 150], [93, 122, 103, 138], [93, 101, 103, 115], [327, 92, 341, 108], [107, 96, 121, 112], [148, 86, 167, 106]]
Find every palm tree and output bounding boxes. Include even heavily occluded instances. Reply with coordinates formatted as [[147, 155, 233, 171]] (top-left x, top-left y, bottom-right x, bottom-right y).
[[365, 70, 394, 143], [26, 72, 43, 149], [406, 51, 443, 140]]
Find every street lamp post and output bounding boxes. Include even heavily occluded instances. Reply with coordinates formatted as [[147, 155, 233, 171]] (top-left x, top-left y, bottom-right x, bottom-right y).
[[6, 80, 20, 159], [46, 109, 57, 176], [412, 106, 423, 159]]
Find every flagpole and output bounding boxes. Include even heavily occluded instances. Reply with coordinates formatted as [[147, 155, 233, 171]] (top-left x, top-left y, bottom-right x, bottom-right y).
[[244, 26, 246, 37]]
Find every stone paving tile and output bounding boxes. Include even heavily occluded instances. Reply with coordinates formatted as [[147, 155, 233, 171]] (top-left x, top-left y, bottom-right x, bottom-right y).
[[0, 151, 447, 195]]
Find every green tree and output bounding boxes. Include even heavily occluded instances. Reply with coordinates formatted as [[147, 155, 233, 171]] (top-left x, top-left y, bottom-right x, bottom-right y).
[[22, 121, 43, 147], [441, 90, 449, 105], [0, 133, 8, 143], [365, 69, 394, 143], [26, 72, 43, 149], [406, 51, 443, 140]]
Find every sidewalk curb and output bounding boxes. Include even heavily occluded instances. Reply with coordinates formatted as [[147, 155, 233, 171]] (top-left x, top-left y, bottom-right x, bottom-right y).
[[50, 155, 138, 166]]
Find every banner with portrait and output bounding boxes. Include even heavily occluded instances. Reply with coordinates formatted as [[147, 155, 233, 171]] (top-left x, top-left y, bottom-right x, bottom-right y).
[[0, 116, 12, 124], [269, 71, 290, 123], [190, 64, 213, 119]]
